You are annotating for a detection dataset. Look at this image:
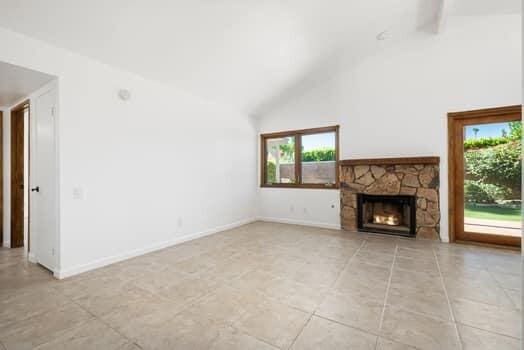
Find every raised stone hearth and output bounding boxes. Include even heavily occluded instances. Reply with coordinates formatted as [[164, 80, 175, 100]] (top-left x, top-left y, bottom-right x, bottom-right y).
[[340, 157, 440, 240]]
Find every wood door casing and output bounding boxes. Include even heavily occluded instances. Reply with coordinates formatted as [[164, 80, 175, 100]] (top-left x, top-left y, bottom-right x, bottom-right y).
[[0, 111, 2, 246], [10, 103, 26, 248], [448, 105, 522, 247]]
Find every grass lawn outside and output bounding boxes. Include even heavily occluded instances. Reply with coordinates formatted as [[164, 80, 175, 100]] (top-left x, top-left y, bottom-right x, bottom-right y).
[[464, 203, 522, 222]]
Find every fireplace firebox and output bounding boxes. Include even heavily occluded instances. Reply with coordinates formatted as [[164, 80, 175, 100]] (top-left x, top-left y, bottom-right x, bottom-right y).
[[357, 194, 416, 237]]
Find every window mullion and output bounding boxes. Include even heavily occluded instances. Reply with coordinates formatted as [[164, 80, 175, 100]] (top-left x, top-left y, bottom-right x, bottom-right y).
[[295, 133, 302, 185]]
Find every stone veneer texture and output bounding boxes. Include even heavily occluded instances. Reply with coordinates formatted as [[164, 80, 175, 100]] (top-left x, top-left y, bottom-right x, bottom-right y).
[[340, 163, 440, 240]]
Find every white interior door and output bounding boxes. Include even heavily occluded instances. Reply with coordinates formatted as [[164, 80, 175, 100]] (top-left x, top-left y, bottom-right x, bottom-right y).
[[32, 87, 57, 271]]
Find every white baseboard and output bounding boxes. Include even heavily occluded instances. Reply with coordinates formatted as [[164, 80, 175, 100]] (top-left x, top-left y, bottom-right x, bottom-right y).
[[256, 216, 341, 230], [54, 217, 257, 279], [28, 252, 37, 263], [257, 217, 453, 242], [3, 241, 10, 248]]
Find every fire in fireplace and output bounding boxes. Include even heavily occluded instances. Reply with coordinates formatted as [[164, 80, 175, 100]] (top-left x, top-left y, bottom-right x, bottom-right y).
[[357, 194, 416, 237]]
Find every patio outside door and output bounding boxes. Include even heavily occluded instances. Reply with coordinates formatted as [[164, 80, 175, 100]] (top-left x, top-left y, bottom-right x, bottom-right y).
[[449, 106, 522, 247]]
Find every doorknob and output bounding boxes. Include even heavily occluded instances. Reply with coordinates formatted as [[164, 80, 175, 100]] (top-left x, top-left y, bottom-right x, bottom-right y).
[[31, 186, 40, 192]]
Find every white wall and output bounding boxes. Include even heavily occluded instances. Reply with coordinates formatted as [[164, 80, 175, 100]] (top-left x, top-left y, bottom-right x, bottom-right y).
[[257, 15, 522, 241], [0, 27, 258, 277]]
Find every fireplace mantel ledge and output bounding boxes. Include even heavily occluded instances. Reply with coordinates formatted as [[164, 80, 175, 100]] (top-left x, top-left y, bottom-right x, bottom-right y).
[[339, 156, 440, 166]]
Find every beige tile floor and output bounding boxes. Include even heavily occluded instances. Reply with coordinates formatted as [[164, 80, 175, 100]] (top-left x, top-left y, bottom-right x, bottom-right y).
[[0, 222, 521, 350]]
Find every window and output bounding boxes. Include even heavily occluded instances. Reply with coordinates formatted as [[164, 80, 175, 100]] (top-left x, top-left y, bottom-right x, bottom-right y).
[[261, 126, 339, 189]]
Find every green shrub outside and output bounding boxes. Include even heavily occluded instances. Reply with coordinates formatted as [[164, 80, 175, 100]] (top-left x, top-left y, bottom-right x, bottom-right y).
[[465, 140, 521, 199], [509, 121, 522, 140], [302, 148, 335, 162], [464, 180, 509, 204], [267, 161, 276, 183], [464, 137, 509, 150], [464, 121, 521, 201], [464, 121, 522, 150]]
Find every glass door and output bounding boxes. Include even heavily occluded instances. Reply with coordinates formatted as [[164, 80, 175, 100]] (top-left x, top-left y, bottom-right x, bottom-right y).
[[450, 106, 522, 247]]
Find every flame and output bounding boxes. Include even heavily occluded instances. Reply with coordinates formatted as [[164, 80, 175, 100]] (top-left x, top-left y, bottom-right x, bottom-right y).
[[373, 214, 400, 226]]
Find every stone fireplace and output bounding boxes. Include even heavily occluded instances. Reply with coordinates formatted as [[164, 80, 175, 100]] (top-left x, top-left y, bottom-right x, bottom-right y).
[[340, 157, 440, 240]]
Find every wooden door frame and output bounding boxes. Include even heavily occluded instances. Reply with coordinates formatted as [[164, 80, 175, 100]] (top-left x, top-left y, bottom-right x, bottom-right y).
[[0, 110, 2, 247], [448, 105, 522, 247], [10, 100, 29, 249]]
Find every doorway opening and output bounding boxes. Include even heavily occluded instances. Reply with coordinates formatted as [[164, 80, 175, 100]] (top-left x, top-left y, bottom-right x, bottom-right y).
[[0, 60, 58, 273], [449, 105, 522, 247], [10, 101, 30, 249]]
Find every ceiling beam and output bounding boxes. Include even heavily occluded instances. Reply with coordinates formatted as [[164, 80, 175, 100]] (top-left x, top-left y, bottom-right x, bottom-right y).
[[435, 0, 456, 33]]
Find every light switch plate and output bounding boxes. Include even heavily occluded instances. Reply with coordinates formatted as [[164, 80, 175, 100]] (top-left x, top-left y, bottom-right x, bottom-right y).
[[72, 187, 83, 200]]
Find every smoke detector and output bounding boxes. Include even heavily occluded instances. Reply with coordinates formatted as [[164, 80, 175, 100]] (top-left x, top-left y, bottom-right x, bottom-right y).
[[376, 30, 389, 41], [118, 89, 131, 101]]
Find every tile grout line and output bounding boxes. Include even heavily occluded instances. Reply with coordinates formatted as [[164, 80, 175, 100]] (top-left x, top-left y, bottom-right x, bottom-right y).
[[454, 321, 523, 340], [485, 268, 520, 311], [373, 241, 399, 350], [68, 298, 138, 346], [60, 277, 149, 347], [432, 249, 457, 323], [237, 242, 368, 319], [63, 279, 200, 349], [433, 248, 463, 350], [381, 301, 461, 323], [313, 313, 382, 338], [286, 312, 315, 350], [326, 239, 369, 291], [29, 314, 96, 349], [10, 224, 521, 350], [288, 239, 368, 350], [312, 312, 426, 350], [13, 284, 102, 349], [313, 238, 368, 314], [224, 325, 281, 350], [446, 291, 522, 309], [376, 244, 398, 333]]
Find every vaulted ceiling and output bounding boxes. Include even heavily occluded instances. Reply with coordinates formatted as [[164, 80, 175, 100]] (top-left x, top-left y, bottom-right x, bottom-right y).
[[0, 61, 55, 106], [0, 0, 520, 114]]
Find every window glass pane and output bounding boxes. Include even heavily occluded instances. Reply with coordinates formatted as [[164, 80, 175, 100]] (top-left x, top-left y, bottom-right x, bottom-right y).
[[463, 121, 522, 237], [266, 136, 296, 184], [301, 132, 336, 184]]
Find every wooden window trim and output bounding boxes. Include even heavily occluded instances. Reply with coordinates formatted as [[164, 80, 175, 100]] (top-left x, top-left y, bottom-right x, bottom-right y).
[[260, 125, 340, 189]]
